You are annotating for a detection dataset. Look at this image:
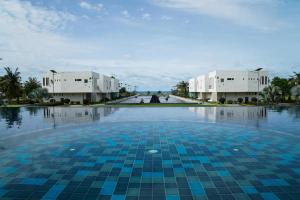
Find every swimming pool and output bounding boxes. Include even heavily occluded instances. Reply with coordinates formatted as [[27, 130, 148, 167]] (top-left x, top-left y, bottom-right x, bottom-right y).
[[119, 95, 185, 103], [0, 106, 299, 200]]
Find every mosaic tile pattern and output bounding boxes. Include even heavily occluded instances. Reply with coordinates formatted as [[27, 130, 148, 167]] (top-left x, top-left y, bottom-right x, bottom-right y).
[[0, 121, 300, 200]]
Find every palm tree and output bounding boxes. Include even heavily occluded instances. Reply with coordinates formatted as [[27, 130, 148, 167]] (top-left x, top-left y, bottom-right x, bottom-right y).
[[291, 85, 300, 103], [0, 67, 22, 103], [289, 72, 300, 86], [260, 85, 282, 103], [24, 77, 41, 97], [176, 81, 189, 97], [28, 88, 49, 102]]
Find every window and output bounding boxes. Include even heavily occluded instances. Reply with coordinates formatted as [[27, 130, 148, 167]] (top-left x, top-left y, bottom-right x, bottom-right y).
[[261, 76, 264, 85], [84, 79, 88, 83], [46, 77, 49, 86], [220, 78, 224, 82], [43, 78, 45, 86], [265, 76, 268, 85], [75, 79, 82, 82], [227, 78, 234, 80]]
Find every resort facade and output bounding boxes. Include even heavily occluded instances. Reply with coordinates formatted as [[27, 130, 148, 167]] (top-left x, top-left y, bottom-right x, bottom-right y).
[[189, 70, 269, 102], [42, 71, 119, 103]]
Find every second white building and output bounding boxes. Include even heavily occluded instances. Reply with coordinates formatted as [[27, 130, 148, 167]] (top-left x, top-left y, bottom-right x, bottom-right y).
[[42, 71, 120, 103], [189, 70, 269, 102]]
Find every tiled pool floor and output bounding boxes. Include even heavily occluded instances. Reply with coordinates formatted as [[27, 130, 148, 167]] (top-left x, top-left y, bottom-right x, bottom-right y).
[[0, 121, 299, 200]]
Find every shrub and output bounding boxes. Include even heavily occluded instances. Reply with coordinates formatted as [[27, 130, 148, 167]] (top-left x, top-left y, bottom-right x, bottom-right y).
[[219, 97, 226, 104], [251, 97, 257, 103], [60, 98, 64, 103], [237, 98, 243, 104], [64, 99, 70, 104], [227, 100, 233, 104], [76, 101, 80, 105], [83, 99, 90, 105]]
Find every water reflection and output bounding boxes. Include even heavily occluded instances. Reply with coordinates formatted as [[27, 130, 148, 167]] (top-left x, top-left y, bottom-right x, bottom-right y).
[[0, 107, 22, 128], [271, 105, 300, 119], [42, 107, 119, 124], [26, 107, 39, 116], [189, 107, 268, 123], [0, 107, 119, 137]]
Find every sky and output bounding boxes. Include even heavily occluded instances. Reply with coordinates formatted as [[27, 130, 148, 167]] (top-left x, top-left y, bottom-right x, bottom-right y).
[[0, 0, 300, 91]]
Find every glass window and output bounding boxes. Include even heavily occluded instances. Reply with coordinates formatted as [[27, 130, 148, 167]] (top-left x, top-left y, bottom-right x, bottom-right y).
[[84, 79, 88, 83], [265, 76, 268, 85], [221, 78, 224, 82]]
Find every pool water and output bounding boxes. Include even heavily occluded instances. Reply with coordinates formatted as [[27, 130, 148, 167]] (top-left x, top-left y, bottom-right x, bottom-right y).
[[0, 106, 300, 200], [119, 96, 185, 103]]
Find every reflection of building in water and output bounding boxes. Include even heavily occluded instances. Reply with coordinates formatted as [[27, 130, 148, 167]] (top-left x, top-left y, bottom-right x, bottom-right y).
[[43, 107, 118, 123], [189, 107, 267, 123]]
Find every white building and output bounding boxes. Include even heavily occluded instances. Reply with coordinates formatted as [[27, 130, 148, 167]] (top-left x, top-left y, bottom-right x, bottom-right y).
[[42, 71, 120, 103], [189, 107, 267, 123], [189, 70, 269, 102]]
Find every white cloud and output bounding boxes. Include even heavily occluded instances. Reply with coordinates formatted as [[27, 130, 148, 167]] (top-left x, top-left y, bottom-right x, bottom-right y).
[[121, 10, 130, 18], [0, 0, 96, 77], [79, 1, 103, 12], [142, 13, 151, 20], [161, 15, 172, 21], [152, 0, 284, 30]]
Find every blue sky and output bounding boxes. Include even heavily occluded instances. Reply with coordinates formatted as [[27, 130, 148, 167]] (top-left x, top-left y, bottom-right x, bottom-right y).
[[0, 0, 300, 90]]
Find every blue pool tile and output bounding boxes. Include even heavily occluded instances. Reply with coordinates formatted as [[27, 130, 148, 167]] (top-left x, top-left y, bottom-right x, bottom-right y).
[[79, 162, 95, 167], [261, 179, 289, 186], [0, 189, 7, 197], [42, 184, 65, 200], [100, 181, 117, 195], [177, 145, 187, 154], [188, 180, 204, 196], [293, 168, 300, 174], [174, 168, 184, 174], [261, 192, 280, 200], [1, 167, 16, 175], [189, 156, 209, 163], [211, 162, 224, 167], [143, 172, 164, 178], [112, 195, 125, 200], [242, 186, 258, 194], [21, 178, 47, 185], [113, 163, 123, 168], [217, 170, 230, 177], [76, 170, 92, 177], [166, 195, 180, 200], [122, 167, 132, 173], [97, 156, 117, 163], [183, 163, 193, 168], [135, 160, 144, 164]]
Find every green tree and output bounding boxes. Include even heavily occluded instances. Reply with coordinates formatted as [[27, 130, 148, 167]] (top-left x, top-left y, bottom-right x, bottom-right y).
[[291, 85, 300, 103], [176, 81, 189, 97], [271, 77, 291, 100], [28, 88, 49, 102], [119, 87, 127, 94], [289, 72, 300, 86], [24, 77, 41, 97], [260, 85, 282, 103], [147, 91, 151, 95], [0, 67, 22, 103]]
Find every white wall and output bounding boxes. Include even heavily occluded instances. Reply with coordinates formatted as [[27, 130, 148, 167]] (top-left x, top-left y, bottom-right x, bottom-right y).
[[42, 71, 120, 102], [111, 78, 120, 93], [188, 78, 197, 93], [98, 75, 112, 93], [42, 71, 99, 93], [196, 75, 208, 92]]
